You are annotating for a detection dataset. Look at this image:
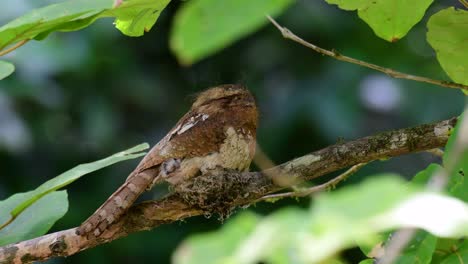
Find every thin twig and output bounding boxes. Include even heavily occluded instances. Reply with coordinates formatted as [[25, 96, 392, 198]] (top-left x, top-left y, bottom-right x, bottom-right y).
[[0, 117, 458, 263], [266, 16, 468, 92], [257, 163, 367, 202], [0, 40, 29, 57]]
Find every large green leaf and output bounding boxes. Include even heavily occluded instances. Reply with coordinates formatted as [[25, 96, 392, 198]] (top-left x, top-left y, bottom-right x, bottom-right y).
[[428, 112, 468, 263], [443, 113, 468, 201], [443, 114, 460, 166], [393, 231, 437, 264], [446, 152, 468, 203], [326, 0, 433, 42], [358, 165, 440, 263], [173, 212, 261, 264], [411, 163, 441, 186], [235, 208, 308, 264], [0, 61, 14, 80], [427, 8, 468, 90], [439, 240, 468, 264], [391, 164, 439, 264], [0, 0, 170, 50], [0, 143, 148, 236], [0, 191, 68, 246], [170, 0, 293, 65]]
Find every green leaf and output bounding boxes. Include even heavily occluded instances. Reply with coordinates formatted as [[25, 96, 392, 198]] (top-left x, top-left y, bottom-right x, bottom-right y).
[[0, 143, 148, 233], [0, 0, 170, 50], [443, 113, 468, 202], [0, 60, 15, 80], [411, 163, 441, 186], [170, 0, 293, 65], [360, 165, 440, 262], [433, 239, 468, 263], [173, 212, 261, 264], [443, 115, 460, 166], [33, 12, 104, 41], [359, 260, 374, 264], [427, 8, 468, 91], [326, 0, 433, 42], [0, 191, 68, 246], [446, 157, 468, 202], [390, 165, 439, 264], [234, 208, 307, 264], [305, 176, 467, 262], [427, 112, 468, 263], [311, 175, 414, 222], [173, 208, 308, 264], [393, 231, 437, 264], [111, 0, 171, 37], [439, 240, 468, 264], [0, 0, 113, 50]]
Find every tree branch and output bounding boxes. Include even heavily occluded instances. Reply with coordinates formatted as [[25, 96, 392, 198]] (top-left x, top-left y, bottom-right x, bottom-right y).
[[0, 117, 457, 263], [256, 162, 367, 202], [266, 16, 468, 93]]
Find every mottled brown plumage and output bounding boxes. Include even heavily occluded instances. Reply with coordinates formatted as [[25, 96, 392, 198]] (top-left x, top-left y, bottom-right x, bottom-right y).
[[76, 84, 258, 237]]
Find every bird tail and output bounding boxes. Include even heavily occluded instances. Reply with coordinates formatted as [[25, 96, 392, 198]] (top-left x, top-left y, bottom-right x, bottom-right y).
[[76, 169, 156, 237]]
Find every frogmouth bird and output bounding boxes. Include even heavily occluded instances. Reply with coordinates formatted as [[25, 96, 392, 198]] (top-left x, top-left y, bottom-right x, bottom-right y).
[[76, 84, 258, 237]]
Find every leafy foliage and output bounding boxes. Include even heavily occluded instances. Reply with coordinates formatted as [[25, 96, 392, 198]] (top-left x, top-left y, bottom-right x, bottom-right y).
[[325, 0, 434, 42], [0, 191, 68, 247], [173, 212, 261, 264], [0, 0, 170, 51], [0, 0, 112, 50], [0, 0, 466, 94], [0, 143, 148, 246], [436, 239, 468, 263], [427, 8, 468, 89], [359, 114, 468, 264], [443, 115, 468, 202], [394, 231, 437, 264], [110, 0, 171, 36], [170, 0, 293, 65], [173, 175, 468, 264], [0, 61, 14, 80]]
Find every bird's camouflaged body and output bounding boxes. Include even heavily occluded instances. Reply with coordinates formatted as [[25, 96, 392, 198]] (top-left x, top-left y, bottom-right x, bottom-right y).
[[76, 84, 258, 237]]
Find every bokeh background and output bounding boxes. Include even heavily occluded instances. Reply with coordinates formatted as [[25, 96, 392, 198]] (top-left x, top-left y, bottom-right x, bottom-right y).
[[0, 0, 465, 263]]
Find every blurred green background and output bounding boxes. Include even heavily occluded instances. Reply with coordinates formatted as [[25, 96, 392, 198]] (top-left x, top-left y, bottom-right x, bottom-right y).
[[0, 0, 465, 263]]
